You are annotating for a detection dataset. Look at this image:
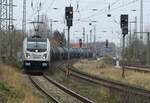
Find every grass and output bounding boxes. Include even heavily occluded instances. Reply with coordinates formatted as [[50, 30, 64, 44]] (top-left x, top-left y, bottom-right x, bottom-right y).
[[73, 59, 150, 90], [0, 64, 42, 103], [49, 69, 120, 103]]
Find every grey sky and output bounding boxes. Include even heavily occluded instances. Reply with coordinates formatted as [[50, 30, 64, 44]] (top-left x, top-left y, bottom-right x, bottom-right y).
[[13, 0, 150, 45]]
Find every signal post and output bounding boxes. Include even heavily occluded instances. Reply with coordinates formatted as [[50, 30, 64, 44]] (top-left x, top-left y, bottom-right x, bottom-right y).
[[65, 6, 73, 77], [120, 14, 128, 78]]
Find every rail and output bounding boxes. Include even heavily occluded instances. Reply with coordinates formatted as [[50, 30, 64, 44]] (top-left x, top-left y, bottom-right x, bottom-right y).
[[28, 75, 61, 103], [43, 75, 94, 103]]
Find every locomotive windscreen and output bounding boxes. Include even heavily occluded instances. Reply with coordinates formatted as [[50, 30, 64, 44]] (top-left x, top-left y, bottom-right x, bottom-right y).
[[27, 38, 47, 52]]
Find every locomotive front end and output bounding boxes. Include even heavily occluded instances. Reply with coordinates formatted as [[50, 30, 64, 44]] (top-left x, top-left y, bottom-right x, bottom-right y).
[[23, 37, 50, 73]]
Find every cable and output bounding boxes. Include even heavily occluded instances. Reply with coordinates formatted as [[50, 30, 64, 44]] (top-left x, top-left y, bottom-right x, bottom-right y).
[[83, 0, 138, 20], [28, 0, 48, 22], [44, 0, 56, 15], [111, 0, 122, 6], [39, 0, 48, 11], [81, 0, 122, 20]]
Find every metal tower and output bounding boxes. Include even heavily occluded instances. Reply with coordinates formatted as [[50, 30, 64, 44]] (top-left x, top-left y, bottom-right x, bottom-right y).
[[0, 0, 14, 31], [0, 0, 2, 30], [8, 0, 14, 32], [0, 0, 8, 58], [0, 0, 8, 31], [0, 0, 2, 59], [0, 0, 14, 58], [140, 0, 143, 40]]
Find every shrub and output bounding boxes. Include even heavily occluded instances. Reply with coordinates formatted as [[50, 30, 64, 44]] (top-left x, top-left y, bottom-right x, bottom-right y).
[[102, 55, 114, 65]]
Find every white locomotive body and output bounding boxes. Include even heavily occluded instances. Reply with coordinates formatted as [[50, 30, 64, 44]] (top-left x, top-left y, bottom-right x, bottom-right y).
[[23, 36, 50, 73]]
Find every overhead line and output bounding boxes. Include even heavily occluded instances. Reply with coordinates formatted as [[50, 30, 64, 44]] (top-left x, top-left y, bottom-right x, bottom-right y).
[[111, 0, 122, 6], [83, 0, 138, 20], [81, 0, 122, 20], [44, 0, 56, 15], [27, 0, 48, 22]]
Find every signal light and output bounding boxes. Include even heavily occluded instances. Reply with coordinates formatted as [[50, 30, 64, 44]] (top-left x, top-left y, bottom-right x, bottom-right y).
[[67, 19, 73, 27], [65, 6, 73, 27], [120, 14, 128, 35], [69, 11, 73, 14], [122, 28, 128, 35], [65, 7, 73, 20], [120, 15, 128, 28]]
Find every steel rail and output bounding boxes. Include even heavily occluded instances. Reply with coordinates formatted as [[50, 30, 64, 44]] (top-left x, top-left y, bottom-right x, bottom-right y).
[[125, 66, 150, 73], [28, 75, 61, 103], [69, 67, 150, 97], [43, 75, 94, 103]]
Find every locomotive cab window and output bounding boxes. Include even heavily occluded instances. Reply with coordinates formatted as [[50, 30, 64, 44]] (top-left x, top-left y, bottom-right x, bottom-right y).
[[27, 38, 47, 52]]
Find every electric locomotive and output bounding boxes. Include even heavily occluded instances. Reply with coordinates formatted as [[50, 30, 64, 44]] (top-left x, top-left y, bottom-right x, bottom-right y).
[[23, 35, 51, 73]]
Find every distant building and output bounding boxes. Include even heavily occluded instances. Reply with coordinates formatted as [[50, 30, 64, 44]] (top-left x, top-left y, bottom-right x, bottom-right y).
[[71, 43, 87, 48]]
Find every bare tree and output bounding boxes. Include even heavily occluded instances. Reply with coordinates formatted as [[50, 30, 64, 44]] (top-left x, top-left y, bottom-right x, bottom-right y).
[[50, 30, 66, 47], [0, 28, 24, 63], [124, 34, 147, 66]]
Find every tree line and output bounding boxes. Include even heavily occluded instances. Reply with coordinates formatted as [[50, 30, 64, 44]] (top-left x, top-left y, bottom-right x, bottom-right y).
[[124, 33, 150, 66]]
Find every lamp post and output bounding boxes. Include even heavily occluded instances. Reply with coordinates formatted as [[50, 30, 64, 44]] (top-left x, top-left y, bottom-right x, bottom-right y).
[[91, 9, 98, 59], [49, 8, 59, 36], [83, 27, 85, 46], [131, 9, 137, 42], [49, 19, 58, 36], [89, 21, 97, 59], [140, 0, 143, 40], [130, 10, 137, 59]]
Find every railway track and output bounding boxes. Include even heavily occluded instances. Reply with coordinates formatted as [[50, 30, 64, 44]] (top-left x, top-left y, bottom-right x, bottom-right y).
[[58, 63, 150, 103], [70, 67, 150, 95], [29, 75, 61, 103], [43, 75, 94, 103], [29, 71, 94, 103], [125, 66, 150, 73], [29, 61, 150, 103]]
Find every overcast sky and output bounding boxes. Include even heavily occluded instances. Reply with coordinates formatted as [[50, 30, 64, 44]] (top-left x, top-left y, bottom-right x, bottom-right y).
[[13, 0, 150, 45]]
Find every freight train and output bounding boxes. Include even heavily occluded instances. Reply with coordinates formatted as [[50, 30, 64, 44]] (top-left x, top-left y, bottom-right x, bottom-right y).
[[23, 36, 93, 73]]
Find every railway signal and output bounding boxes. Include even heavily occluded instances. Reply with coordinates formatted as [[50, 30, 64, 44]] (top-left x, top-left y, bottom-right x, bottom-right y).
[[65, 7, 73, 20], [65, 6, 73, 27], [120, 14, 129, 78], [65, 6, 74, 77], [106, 40, 108, 48], [120, 14, 128, 35], [66, 19, 73, 27], [79, 39, 82, 48]]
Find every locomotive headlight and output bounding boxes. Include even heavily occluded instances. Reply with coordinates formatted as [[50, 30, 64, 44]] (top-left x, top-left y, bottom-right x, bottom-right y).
[[43, 53, 47, 59], [26, 53, 30, 58]]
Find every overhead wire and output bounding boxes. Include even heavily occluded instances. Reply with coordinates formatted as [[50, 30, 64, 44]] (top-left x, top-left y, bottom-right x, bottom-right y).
[[72, 0, 110, 27], [44, 0, 56, 15], [80, 0, 122, 20], [27, 0, 37, 21], [72, 0, 138, 38], [111, 0, 121, 6], [82, 0, 138, 20], [27, 0, 48, 21]]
